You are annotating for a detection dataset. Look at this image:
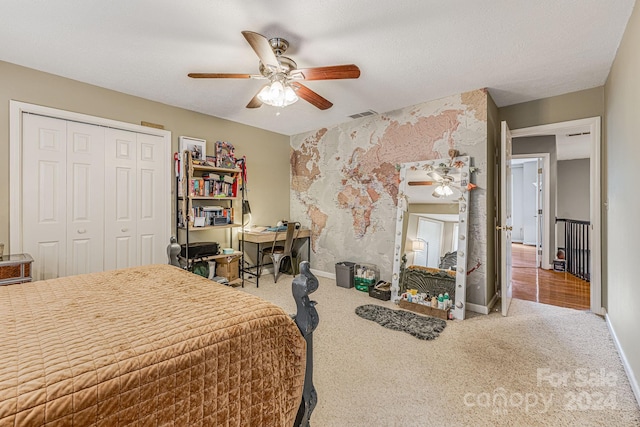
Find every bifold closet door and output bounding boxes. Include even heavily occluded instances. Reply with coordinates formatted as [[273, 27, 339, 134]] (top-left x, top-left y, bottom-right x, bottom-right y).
[[104, 128, 138, 270], [104, 129, 167, 270], [22, 114, 105, 280], [66, 121, 105, 275], [136, 132, 168, 265]]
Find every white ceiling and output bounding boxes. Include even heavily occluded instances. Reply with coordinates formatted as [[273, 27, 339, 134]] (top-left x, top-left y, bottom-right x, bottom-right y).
[[0, 0, 635, 136]]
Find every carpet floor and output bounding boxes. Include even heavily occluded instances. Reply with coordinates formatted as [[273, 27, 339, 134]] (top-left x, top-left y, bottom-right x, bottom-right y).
[[240, 273, 640, 427]]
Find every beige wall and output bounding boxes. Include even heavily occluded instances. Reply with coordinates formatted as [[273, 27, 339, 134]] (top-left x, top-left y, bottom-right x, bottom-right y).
[[557, 159, 590, 221], [499, 87, 605, 129], [0, 61, 291, 252], [556, 159, 590, 249], [604, 1, 640, 398]]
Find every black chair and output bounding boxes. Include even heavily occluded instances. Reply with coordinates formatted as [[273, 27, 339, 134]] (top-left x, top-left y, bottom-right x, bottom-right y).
[[260, 221, 301, 283]]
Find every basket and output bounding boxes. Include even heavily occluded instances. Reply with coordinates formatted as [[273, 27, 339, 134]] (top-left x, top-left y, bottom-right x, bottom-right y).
[[369, 280, 391, 301]]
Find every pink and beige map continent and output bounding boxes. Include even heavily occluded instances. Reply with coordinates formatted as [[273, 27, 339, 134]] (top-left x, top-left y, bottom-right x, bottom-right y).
[[291, 109, 464, 244]]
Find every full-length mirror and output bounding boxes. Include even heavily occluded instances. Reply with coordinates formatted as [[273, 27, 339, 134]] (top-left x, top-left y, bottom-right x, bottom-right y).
[[392, 156, 471, 320]]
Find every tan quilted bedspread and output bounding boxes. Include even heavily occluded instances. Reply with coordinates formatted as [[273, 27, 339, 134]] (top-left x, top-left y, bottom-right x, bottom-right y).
[[0, 264, 306, 426]]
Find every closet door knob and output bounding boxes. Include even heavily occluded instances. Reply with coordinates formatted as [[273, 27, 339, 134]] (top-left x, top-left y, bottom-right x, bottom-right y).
[[77, 229, 86, 234], [121, 228, 128, 232]]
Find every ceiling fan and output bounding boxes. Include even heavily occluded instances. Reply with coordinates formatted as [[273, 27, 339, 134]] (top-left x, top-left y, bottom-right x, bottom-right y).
[[408, 167, 461, 198], [188, 31, 360, 110]]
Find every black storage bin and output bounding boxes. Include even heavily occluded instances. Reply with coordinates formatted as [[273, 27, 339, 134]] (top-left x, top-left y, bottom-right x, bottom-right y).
[[180, 242, 219, 259], [335, 262, 356, 288]]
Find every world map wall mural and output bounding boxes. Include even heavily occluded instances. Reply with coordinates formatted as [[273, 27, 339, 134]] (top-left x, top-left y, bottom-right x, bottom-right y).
[[290, 89, 489, 303]]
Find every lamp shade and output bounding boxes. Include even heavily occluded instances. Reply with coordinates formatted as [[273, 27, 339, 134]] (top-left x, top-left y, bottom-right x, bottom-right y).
[[411, 239, 426, 252], [257, 78, 299, 107]]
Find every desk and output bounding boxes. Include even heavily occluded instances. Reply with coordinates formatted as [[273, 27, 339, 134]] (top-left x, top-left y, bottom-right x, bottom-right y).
[[240, 228, 311, 287]]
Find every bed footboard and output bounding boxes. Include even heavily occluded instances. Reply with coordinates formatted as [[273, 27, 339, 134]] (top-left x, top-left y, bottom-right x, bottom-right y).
[[292, 261, 319, 427], [401, 265, 456, 300]]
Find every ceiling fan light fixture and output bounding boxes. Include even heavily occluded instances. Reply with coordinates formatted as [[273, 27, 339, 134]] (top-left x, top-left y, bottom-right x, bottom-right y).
[[257, 78, 298, 107], [433, 182, 454, 197]]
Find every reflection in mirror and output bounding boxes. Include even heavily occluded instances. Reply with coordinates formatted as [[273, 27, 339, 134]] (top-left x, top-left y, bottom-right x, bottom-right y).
[[404, 208, 459, 269], [392, 157, 471, 320]]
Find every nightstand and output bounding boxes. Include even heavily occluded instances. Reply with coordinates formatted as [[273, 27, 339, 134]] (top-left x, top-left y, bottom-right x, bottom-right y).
[[0, 253, 34, 286]]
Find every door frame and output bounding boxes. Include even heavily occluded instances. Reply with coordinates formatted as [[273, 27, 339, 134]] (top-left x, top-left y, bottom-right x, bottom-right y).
[[512, 153, 551, 270], [9, 100, 172, 254], [510, 117, 602, 315]]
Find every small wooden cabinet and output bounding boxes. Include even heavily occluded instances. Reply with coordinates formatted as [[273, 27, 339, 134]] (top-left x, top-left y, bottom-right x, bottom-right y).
[[0, 253, 34, 286]]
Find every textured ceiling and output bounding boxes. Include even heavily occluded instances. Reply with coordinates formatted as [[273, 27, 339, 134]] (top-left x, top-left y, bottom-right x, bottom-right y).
[[0, 0, 635, 136]]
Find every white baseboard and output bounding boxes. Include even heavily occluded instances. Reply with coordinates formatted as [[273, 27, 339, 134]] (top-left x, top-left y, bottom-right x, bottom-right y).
[[310, 268, 335, 279], [605, 313, 640, 408], [466, 301, 490, 315]]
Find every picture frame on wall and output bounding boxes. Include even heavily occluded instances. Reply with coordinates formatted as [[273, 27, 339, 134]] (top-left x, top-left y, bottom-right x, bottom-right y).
[[179, 136, 206, 162]]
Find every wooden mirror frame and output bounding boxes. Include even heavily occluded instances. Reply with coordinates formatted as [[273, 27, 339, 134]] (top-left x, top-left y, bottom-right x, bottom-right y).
[[391, 156, 471, 320]]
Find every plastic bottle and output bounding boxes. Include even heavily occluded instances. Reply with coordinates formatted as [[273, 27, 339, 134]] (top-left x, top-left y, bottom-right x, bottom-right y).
[[431, 296, 438, 307], [443, 293, 450, 309], [437, 293, 444, 310]]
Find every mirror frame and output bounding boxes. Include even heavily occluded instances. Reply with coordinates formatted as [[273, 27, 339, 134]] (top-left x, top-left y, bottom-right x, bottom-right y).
[[392, 156, 471, 320]]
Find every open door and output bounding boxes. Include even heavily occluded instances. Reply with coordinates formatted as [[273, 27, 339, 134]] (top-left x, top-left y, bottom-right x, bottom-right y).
[[500, 121, 513, 316], [535, 159, 543, 268]]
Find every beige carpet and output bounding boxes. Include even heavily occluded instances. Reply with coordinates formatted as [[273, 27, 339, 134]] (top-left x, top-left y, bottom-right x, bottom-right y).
[[240, 273, 640, 427]]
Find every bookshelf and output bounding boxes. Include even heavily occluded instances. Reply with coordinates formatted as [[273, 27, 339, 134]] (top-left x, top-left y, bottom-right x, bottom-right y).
[[176, 150, 245, 285]]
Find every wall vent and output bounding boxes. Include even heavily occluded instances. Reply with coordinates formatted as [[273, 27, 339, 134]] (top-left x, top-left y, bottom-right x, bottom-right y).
[[567, 131, 591, 137], [348, 110, 377, 119]]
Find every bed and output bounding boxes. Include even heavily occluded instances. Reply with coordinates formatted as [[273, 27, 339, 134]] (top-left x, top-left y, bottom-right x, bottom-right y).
[[0, 262, 318, 426], [399, 251, 458, 299]]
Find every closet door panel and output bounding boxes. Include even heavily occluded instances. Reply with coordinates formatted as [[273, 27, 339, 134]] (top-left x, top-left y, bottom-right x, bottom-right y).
[[66, 122, 105, 275], [22, 114, 67, 280], [137, 133, 168, 265], [104, 129, 137, 270]]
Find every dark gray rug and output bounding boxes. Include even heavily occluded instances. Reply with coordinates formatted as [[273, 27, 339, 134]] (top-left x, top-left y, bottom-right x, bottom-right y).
[[355, 304, 447, 340]]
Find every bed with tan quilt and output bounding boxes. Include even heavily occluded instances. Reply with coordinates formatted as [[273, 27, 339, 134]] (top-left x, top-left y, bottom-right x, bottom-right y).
[[0, 264, 313, 426]]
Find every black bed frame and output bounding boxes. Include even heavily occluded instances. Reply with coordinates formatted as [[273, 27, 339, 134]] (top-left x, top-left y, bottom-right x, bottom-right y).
[[168, 241, 318, 426], [292, 261, 319, 427]]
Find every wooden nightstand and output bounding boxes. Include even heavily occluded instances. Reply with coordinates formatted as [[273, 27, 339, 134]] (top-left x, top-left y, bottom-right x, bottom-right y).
[[0, 253, 34, 286]]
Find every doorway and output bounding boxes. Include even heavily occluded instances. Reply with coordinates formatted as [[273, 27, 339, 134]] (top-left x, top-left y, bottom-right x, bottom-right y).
[[504, 117, 601, 314], [511, 154, 549, 268]]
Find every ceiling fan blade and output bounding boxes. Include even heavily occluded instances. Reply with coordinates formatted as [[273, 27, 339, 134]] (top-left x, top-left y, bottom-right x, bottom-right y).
[[428, 171, 445, 182], [241, 31, 280, 70], [408, 181, 436, 186], [290, 82, 333, 110], [246, 92, 263, 109], [294, 64, 361, 80], [188, 73, 253, 79]]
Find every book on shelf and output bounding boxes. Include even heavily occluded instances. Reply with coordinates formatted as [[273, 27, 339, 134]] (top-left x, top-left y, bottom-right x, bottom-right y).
[[184, 176, 236, 198]]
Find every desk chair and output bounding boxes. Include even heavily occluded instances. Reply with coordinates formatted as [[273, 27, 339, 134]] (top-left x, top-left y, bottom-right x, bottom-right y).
[[260, 221, 300, 283]]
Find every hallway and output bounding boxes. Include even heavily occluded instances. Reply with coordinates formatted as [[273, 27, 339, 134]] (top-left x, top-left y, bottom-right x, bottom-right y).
[[511, 243, 590, 310]]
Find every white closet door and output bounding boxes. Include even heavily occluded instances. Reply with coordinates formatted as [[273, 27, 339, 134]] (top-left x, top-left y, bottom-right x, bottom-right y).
[[137, 133, 168, 265], [66, 122, 105, 275], [22, 114, 68, 280], [104, 128, 138, 270]]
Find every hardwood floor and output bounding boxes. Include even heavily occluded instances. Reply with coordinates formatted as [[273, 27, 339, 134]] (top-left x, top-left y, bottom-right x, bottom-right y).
[[511, 243, 590, 310]]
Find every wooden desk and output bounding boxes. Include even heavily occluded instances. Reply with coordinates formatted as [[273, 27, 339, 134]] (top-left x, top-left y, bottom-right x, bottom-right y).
[[240, 228, 311, 287]]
